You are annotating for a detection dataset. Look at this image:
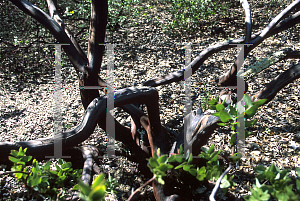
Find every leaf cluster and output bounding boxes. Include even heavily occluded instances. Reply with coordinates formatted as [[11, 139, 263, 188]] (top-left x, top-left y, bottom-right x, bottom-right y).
[[75, 174, 106, 201], [8, 147, 82, 200], [245, 164, 300, 201], [147, 144, 235, 193], [209, 94, 267, 146]]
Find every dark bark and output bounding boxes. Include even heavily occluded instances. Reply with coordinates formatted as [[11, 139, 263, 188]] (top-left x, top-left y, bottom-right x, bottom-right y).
[[253, 63, 300, 103]]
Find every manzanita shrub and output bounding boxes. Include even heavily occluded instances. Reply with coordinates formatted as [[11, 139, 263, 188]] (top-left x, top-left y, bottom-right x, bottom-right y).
[[147, 144, 236, 193], [209, 94, 267, 146], [75, 174, 107, 201], [244, 164, 300, 201], [8, 147, 82, 200], [3, 147, 117, 201]]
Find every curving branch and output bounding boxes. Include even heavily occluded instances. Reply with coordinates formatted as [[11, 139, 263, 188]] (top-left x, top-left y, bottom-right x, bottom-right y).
[[218, 0, 300, 86], [9, 0, 88, 74], [46, 0, 87, 64], [143, 32, 261, 87], [209, 163, 233, 201], [126, 176, 155, 201], [238, 49, 300, 80], [173, 108, 220, 156], [143, 2, 300, 88], [80, 145, 99, 185], [253, 63, 300, 103], [0, 87, 163, 161]]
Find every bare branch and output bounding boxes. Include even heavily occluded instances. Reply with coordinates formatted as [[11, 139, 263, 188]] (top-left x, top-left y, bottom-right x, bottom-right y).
[[9, 0, 88, 74], [144, 2, 300, 88], [251, 0, 300, 45], [46, 0, 88, 64], [87, 0, 108, 75], [0, 87, 162, 161], [126, 176, 155, 201], [80, 145, 99, 185], [238, 49, 300, 80], [253, 63, 300, 103], [219, 0, 300, 86], [240, 0, 252, 43], [209, 163, 233, 201]]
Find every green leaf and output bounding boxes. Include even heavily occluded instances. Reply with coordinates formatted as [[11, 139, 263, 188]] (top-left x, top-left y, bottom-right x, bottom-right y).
[[245, 130, 252, 138], [9, 156, 20, 163], [157, 176, 165, 185], [212, 111, 220, 117], [229, 105, 237, 116], [196, 168, 206, 181], [230, 152, 242, 163], [154, 169, 166, 177], [21, 156, 32, 162], [197, 166, 206, 175], [16, 172, 23, 179], [168, 155, 176, 163], [296, 179, 300, 191], [275, 192, 289, 201], [153, 151, 159, 160], [189, 168, 197, 176], [41, 176, 48, 183], [157, 164, 172, 172], [216, 104, 225, 111], [149, 158, 159, 168], [296, 168, 300, 177], [179, 144, 183, 154], [253, 99, 267, 107], [230, 133, 236, 146], [255, 178, 261, 188], [217, 123, 227, 126], [44, 161, 51, 171], [78, 180, 92, 196], [208, 144, 214, 154], [72, 184, 79, 191], [209, 105, 216, 110], [175, 162, 187, 170], [88, 184, 106, 200], [175, 155, 183, 163], [188, 153, 193, 164], [61, 162, 72, 169], [254, 165, 266, 174], [245, 119, 258, 127], [157, 155, 168, 163], [231, 123, 237, 130], [183, 164, 193, 171], [244, 94, 253, 109], [245, 104, 260, 119], [220, 110, 234, 123], [91, 174, 105, 189], [201, 147, 207, 153], [208, 98, 218, 105], [10, 150, 18, 157], [220, 178, 231, 189], [17, 147, 23, 156], [58, 158, 64, 165]]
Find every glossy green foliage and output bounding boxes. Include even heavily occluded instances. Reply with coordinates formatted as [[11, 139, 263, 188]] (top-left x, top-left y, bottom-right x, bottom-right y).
[[7, 147, 82, 200], [245, 164, 300, 201], [147, 145, 235, 192], [77, 174, 106, 201], [210, 94, 267, 146]]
